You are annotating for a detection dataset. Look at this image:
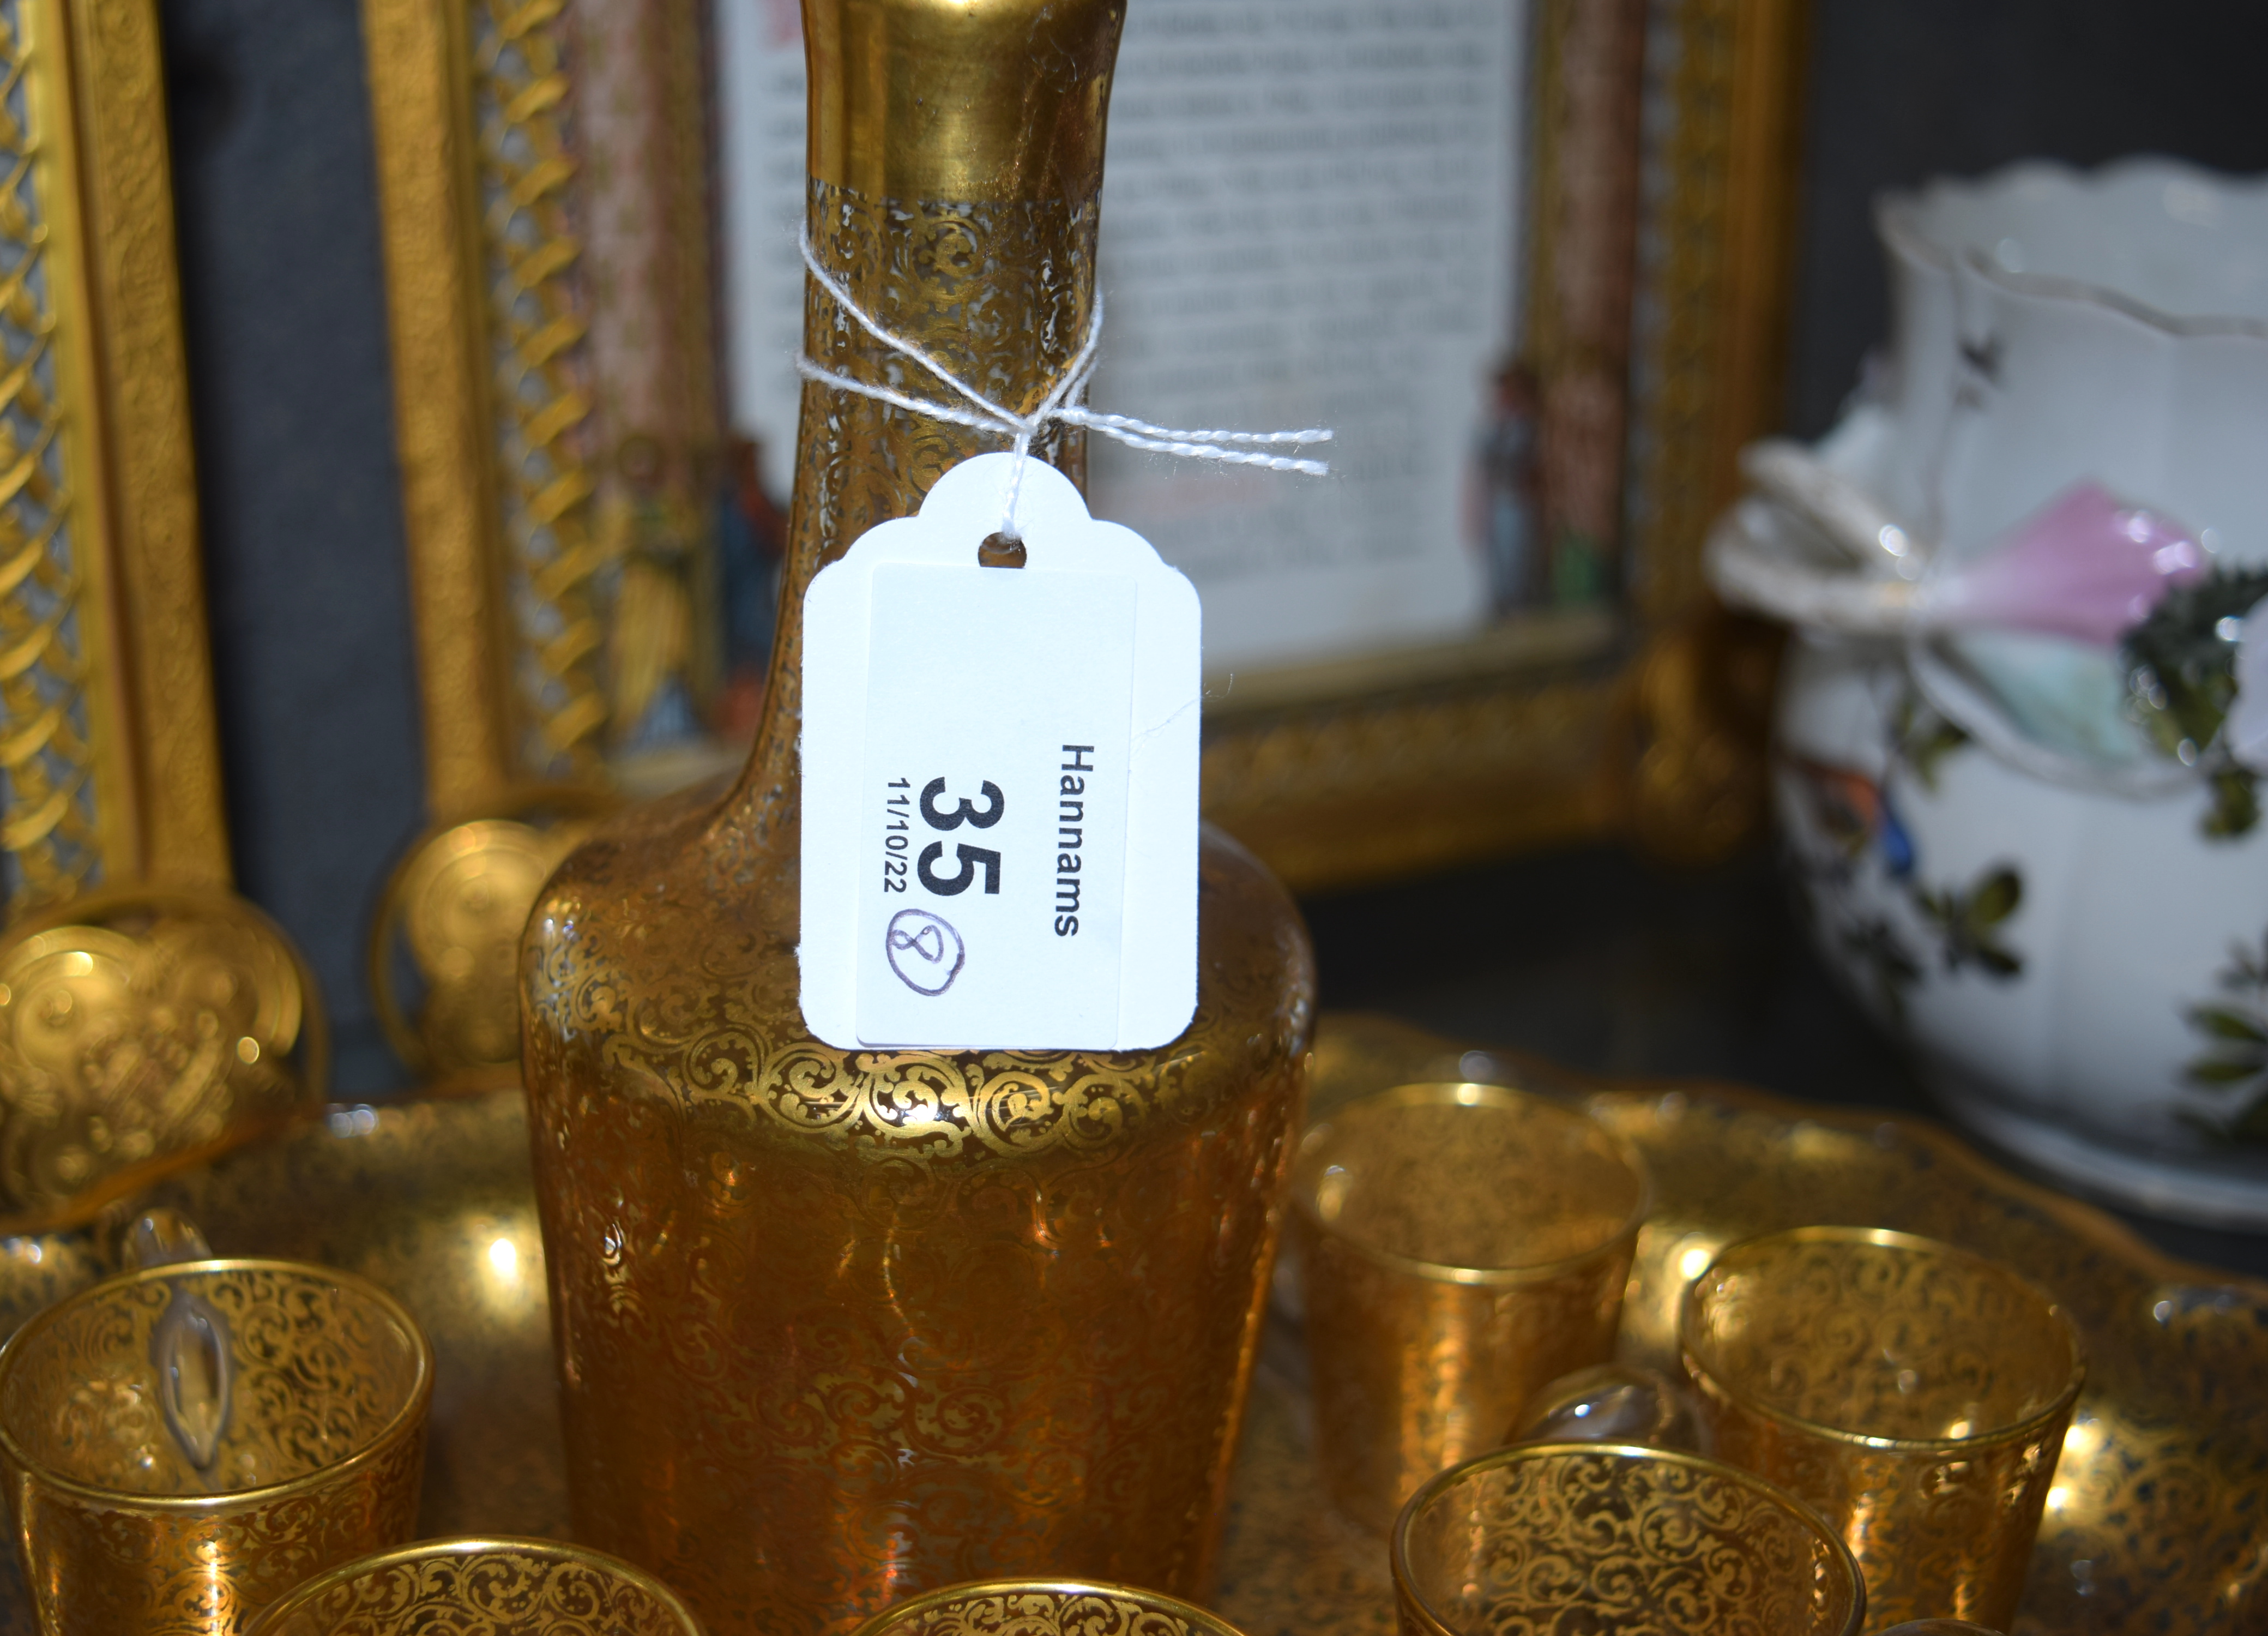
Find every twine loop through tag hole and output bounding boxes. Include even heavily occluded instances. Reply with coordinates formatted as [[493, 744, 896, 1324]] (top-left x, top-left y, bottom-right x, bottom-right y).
[[793, 225, 1334, 544]]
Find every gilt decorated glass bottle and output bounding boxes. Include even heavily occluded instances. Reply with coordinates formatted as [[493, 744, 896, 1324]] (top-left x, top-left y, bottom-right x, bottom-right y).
[[516, 5, 1317, 1635]]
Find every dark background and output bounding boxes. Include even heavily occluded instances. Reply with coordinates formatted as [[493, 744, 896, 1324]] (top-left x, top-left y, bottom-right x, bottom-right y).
[[1785, 1, 2268, 435], [153, 0, 2268, 1272], [160, 0, 423, 1093]]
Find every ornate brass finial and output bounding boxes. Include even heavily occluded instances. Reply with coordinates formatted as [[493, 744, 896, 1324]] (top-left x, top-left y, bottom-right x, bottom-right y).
[[371, 787, 617, 1082], [0, 886, 324, 1221]]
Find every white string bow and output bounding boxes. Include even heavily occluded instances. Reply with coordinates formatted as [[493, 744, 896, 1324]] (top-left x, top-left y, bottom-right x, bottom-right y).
[[794, 225, 1331, 538]]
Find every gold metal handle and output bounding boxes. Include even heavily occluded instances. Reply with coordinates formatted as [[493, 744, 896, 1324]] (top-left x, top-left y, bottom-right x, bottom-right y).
[[120, 1206, 234, 1474], [119, 1206, 213, 1270], [1506, 1361, 1702, 1453], [150, 1276, 233, 1472]]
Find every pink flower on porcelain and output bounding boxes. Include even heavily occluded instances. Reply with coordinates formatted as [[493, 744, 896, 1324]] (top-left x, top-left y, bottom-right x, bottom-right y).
[[1923, 482, 2208, 646], [2233, 598, 2268, 774]]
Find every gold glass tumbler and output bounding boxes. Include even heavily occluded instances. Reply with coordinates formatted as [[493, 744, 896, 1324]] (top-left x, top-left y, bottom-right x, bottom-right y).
[[1392, 1441, 1865, 1636], [0, 1258, 433, 1635], [1680, 1227, 2085, 1631], [1291, 1081, 1648, 1531], [847, 1579, 1250, 1636], [244, 1537, 705, 1635]]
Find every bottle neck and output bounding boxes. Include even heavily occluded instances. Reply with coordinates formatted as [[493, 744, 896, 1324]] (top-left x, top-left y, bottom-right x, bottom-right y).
[[715, 183, 1100, 846], [713, 0, 1123, 855], [803, 0, 1123, 202]]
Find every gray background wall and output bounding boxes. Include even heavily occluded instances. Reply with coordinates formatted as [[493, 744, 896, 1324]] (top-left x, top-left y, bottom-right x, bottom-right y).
[[152, 0, 2268, 1111], [1786, 1, 2268, 436], [161, 0, 423, 1091]]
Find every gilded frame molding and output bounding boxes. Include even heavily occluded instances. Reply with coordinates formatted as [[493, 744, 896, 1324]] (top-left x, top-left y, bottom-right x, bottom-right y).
[[361, 0, 1806, 888], [361, 0, 526, 816], [0, 0, 228, 916], [1202, 0, 1808, 889], [364, 0, 724, 819]]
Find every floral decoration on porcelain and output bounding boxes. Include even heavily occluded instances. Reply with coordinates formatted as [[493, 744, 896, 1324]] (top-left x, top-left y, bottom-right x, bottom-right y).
[[2122, 567, 2268, 838], [1926, 482, 2206, 644]]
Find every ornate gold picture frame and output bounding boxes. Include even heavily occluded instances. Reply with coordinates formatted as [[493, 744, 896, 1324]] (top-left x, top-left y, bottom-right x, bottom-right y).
[[0, 0, 228, 915], [362, 0, 1807, 895], [0, 1, 335, 1223], [363, 0, 723, 820], [1202, 0, 1808, 888]]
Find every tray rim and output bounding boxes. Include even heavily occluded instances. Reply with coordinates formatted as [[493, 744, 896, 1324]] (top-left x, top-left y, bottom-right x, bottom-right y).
[[1318, 1013, 2268, 1304], [20, 1018, 2261, 1312], [0, 1067, 522, 1240]]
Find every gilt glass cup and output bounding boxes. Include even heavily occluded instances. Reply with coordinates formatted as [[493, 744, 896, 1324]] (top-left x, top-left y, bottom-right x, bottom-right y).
[[847, 1579, 1250, 1636], [244, 1537, 705, 1636], [1680, 1226, 2085, 1631], [1291, 1081, 1648, 1532], [1392, 1441, 1866, 1636], [0, 1258, 433, 1636]]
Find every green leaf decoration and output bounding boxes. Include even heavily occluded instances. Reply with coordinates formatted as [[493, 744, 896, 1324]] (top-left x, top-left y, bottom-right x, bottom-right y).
[[2204, 768, 2261, 840], [2191, 1005, 2268, 1044], [2181, 926, 2268, 1144], [1909, 863, 2026, 980], [1841, 917, 1922, 1029], [2122, 566, 2268, 840], [2187, 1057, 2266, 1086], [1892, 687, 1971, 791], [2234, 1092, 2268, 1143], [1968, 868, 2022, 926]]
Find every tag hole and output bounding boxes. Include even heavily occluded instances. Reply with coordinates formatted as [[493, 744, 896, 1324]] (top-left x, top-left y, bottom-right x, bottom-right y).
[[978, 531, 1027, 569]]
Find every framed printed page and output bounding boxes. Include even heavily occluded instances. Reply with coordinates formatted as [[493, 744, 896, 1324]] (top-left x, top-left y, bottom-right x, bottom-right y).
[[1088, 2, 1522, 673], [367, 0, 1808, 895], [719, 0, 1807, 886], [726, 0, 1529, 676]]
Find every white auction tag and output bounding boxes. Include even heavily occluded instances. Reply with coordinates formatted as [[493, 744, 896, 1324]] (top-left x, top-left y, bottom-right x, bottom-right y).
[[800, 453, 1201, 1051]]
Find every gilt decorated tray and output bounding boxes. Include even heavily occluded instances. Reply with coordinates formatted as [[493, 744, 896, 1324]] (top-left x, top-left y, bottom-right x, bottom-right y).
[[0, 1013, 2258, 1634]]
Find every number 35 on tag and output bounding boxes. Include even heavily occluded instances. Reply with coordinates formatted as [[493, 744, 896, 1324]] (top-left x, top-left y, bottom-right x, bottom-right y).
[[799, 453, 1201, 1052]]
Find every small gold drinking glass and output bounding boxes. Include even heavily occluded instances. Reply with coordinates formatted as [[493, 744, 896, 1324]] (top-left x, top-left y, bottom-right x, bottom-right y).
[[0, 1257, 433, 1636], [1291, 1081, 1648, 1531], [244, 1537, 706, 1635], [847, 1579, 1248, 1636], [1392, 1441, 1866, 1636], [1680, 1226, 2085, 1632]]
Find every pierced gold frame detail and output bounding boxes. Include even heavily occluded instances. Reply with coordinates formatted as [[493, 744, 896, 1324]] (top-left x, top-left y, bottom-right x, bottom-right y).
[[364, 0, 721, 816], [0, 0, 228, 916]]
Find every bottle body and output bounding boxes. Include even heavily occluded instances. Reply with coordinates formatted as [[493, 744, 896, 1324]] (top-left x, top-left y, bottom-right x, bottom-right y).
[[522, 804, 1309, 1635], [519, 11, 1316, 1632]]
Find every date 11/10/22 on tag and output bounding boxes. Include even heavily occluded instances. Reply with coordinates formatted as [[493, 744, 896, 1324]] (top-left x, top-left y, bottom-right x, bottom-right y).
[[799, 454, 1203, 1056], [874, 747, 1098, 1002], [878, 747, 1097, 936]]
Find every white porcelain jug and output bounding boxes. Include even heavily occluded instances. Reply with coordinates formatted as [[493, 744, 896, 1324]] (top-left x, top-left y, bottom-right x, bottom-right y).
[[1711, 159, 2268, 1226]]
